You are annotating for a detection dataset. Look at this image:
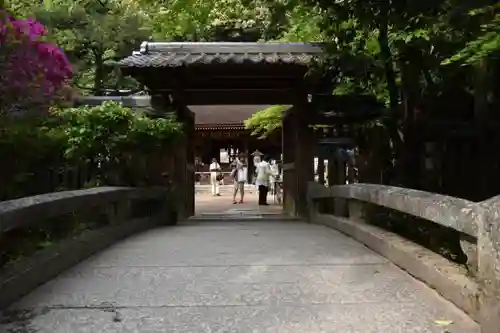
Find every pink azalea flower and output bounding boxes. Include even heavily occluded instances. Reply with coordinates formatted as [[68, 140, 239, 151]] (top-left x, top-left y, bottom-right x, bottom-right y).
[[0, 11, 72, 114]]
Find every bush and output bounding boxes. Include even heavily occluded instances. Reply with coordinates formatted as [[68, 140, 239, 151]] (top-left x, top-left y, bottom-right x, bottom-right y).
[[0, 101, 183, 200], [52, 101, 183, 187], [0, 117, 66, 200]]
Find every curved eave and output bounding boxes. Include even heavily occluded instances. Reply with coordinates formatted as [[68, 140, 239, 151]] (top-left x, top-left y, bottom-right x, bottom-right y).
[[118, 41, 324, 70]]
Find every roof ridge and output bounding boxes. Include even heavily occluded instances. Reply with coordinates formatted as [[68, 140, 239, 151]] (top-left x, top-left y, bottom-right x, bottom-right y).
[[134, 41, 324, 56]]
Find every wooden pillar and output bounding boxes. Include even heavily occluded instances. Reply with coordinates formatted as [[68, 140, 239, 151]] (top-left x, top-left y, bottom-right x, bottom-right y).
[[282, 109, 295, 215], [184, 110, 195, 216], [327, 157, 337, 186], [295, 102, 315, 218], [282, 101, 314, 218], [150, 94, 174, 188], [152, 93, 194, 218], [173, 103, 196, 218], [337, 157, 346, 185], [317, 156, 325, 185]]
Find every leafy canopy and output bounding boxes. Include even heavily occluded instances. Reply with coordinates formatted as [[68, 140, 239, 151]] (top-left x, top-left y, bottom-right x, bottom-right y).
[[53, 101, 183, 160], [244, 105, 289, 138]]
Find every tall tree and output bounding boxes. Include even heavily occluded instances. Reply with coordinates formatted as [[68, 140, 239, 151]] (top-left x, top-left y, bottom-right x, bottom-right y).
[[34, 0, 151, 95]]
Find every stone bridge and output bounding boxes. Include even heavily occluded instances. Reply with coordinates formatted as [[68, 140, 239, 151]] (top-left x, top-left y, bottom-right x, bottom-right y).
[[0, 182, 499, 332]]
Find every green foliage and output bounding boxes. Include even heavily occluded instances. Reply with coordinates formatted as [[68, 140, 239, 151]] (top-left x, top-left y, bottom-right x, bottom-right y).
[[53, 101, 182, 162], [143, 0, 309, 41], [0, 102, 182, 199], [21, 0, 327, 97], [34, 0, 151, 95], [443, 3, 500, 65], [244, 105, 289, 138], [0, 117, 66, 200], [12, 0, 498, 100]]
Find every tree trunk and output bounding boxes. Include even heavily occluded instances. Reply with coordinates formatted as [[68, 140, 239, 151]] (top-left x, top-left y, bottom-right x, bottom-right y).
[[377, 14, 401, 185], [400, 58, 422, 189], [93, 48, 104, 96]]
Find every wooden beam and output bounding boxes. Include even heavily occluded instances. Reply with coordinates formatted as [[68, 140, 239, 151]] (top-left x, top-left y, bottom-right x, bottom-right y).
[[177, 78, 304, 91], [175, 89, 300, 105], [125, 64, 315, 91]]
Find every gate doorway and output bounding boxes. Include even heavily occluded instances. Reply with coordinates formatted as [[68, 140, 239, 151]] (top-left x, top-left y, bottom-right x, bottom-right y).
[[119, 42, 324, 218]]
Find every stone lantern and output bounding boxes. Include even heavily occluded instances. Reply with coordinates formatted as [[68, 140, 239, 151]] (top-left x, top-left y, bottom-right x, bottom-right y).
[[251, 149, 263, 166]]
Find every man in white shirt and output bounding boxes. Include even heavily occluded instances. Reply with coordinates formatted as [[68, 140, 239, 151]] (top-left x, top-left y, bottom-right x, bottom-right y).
[[209, 158, 221, 196], [255, 156, 272, 205], [231, 154, 247, 204]]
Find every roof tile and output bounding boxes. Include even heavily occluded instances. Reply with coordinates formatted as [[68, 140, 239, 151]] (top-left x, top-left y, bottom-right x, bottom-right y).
[[118, 42, 323, 68]]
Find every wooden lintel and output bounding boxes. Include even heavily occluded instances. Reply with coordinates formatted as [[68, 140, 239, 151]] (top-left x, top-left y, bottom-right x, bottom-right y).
[[176, 89, 300, 105]]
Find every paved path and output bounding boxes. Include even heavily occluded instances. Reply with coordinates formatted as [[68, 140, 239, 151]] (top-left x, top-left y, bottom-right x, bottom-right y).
[[195, 191, 282, 215], [0, 202, 479, 332]]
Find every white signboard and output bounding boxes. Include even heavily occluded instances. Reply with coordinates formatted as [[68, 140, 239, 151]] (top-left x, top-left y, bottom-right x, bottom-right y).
[[220, 149, 229, 163]]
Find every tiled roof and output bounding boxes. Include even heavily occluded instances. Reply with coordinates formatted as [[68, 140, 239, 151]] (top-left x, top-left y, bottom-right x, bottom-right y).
[[118, 42, 323, 68]]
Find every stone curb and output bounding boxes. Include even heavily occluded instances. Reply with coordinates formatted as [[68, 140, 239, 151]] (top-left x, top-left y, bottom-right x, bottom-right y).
[[314, 213, 480, 322], [0, 214, 175, 310]]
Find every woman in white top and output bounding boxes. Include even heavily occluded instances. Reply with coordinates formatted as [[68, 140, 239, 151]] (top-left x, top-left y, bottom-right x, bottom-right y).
[[209, 158, 221, 196], [231, 155, 248, 204]]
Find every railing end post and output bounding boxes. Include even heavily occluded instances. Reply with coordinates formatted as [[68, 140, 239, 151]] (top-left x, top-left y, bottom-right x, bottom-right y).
[[477, 204, 500, 333]]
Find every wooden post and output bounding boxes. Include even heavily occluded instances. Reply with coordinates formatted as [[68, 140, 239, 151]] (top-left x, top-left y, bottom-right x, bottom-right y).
[[151, 93, 188, 218], [282, 108, 295, 215], [327, 157, 337, 186], [172, 105, 194, 218], [292, 100, 314, 218], [185, 110, 195, 217], [317, 156, 325, 185]]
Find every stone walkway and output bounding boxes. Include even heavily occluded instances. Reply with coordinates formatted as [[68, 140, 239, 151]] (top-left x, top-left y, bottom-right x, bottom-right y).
[[195, 190, 282, 215], [0, 197, 479, 332]]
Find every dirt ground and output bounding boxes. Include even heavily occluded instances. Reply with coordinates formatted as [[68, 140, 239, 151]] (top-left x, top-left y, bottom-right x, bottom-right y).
[[195, 190, 282, 215]]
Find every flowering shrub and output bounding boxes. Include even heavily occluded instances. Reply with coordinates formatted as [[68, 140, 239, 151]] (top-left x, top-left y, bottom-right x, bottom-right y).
[[0, 11, 72, 115]]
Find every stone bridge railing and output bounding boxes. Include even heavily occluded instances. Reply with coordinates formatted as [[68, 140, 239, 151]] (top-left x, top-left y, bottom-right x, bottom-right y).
[[307, 181, 500, 333], [0, 186, 174, 309]]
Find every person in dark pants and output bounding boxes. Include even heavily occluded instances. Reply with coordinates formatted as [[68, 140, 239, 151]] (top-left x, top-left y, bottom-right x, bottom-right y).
[[258, 184, 269, 205], [255, 155, 271, 205]]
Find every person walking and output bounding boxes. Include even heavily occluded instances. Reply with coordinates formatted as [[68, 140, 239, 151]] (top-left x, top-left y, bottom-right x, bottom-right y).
[[231, 153, 247, 204], [255, 156, 272, 205], [209, 157, 221, 196]]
